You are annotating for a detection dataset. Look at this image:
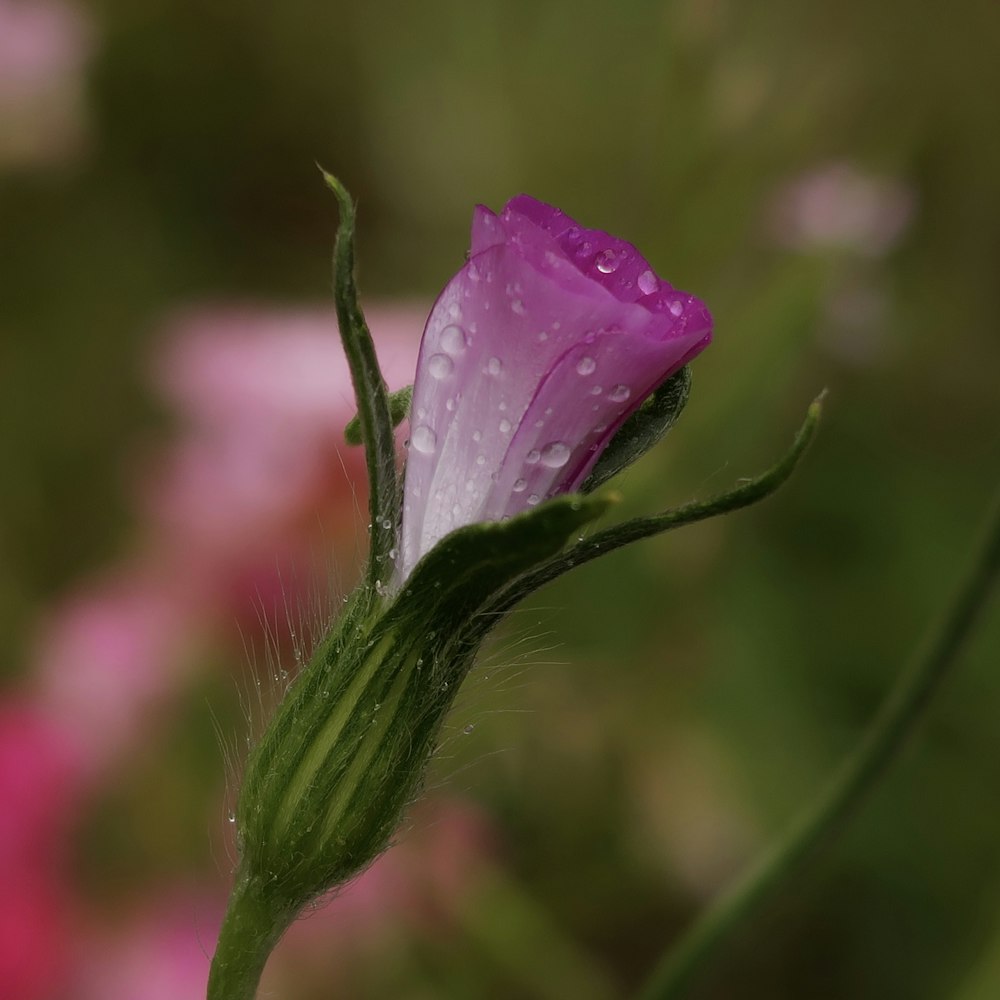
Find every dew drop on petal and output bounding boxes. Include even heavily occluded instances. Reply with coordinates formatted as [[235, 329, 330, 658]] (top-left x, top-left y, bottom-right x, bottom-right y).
[[512, 478, 527, 493], [428, 353, 454, 379], [669, 300, 684, 317], [472, 430, 482, 442], [596, 249, 619, 273], [526, 493, 541, 506], [540, 441, 571, 468], [445, 397, 456, 412], [525, 449, 541, 465], [410, 425, 438, 455], [487, 356, 503, 375], [590, 385, 603, 396], [499, 418, 512, 433], [576, 357, 597, 376], [447, 302, 462, 320], [511, 299, 526, 316], [441, 325, 467, 354], [476, 454, 486, 466], [638, 269, 659, 295], [609, 384, 631, 403]]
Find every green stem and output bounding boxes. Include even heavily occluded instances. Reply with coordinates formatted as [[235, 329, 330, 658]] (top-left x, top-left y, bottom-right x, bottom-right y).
[[637, 489, 1000, 1000], [206, 873, 292, 1000]]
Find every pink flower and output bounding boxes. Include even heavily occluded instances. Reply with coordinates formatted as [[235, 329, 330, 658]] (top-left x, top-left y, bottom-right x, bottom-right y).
[[399, 196, 712, 579], [0, 0, 93, 166], [76, 891, 222, 1000], [769, 161, 915, 257], [146, 306, 421, 583], [31, 568, 194, 778], [0, 703, 80, 1000]]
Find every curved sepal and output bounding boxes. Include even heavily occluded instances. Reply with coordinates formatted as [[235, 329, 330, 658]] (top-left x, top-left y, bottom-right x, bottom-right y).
[[345, 385, 413, 446], [388, 492, 617, 630], [481, 393, 824, 624], [320, 168, 399, 581], [581, 366, 692, 493]]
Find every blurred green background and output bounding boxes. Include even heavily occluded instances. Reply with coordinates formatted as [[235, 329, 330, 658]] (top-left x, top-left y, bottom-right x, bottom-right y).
[[2, 0, 999, 997]]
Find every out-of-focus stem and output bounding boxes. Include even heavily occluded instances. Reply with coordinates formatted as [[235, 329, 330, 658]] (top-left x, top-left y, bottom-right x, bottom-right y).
[[637, 490, 1000, 1000]]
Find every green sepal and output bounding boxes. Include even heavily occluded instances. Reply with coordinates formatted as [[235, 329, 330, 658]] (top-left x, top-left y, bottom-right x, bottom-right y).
[[581, 366, 692, 493], [345, 384, 413, 446], [480, 393, 824, 625], [320, 168, 399, 582], [387, 491, 618, 632]]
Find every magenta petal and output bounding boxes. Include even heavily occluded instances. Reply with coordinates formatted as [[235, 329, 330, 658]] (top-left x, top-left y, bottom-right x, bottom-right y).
[[397, 196, 712, 583]]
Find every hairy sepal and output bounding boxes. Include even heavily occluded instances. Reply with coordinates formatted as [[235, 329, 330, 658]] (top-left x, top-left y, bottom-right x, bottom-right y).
[[230, 492, 613, 924]]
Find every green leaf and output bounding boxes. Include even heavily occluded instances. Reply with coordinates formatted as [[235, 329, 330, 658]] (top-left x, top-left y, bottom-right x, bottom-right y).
[[345, 385, 413, 446], [388, 493, 618, 632], [320, 168, 400, 583], [581, 366, 692, 493], [483, 393, 825, 620]]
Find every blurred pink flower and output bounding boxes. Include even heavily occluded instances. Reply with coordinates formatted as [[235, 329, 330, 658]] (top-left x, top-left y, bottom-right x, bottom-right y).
[[28, 305, 423, 778], [0, 0, 93, 167], [77, 890, 222, 1000], [769, 160, 915, 257], [0, 703, 80, 1000], [142, 305, 422, 610], [32, 567, 195, 779]]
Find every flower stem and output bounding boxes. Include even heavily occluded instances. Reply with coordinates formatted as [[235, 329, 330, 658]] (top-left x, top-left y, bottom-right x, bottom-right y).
[[637, 488, 1000, 1000], [206, 873, 291, 1000]]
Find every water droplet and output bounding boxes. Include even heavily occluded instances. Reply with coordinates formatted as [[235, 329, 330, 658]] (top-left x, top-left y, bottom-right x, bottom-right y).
[[463, 723, 475, 735], [511, 298, 526, 316], [428, 353, 454, 379], [447, 301, 462, 320], [499, 418, 512, 433], [638, 269, 658, 295], [525, 449, 541, 465], [576, 356, 597, 376], [411, 425, 437, 455], [538, 331, 548, 342], [486, 356, 503, 375], [526, 493, 541, 506], [590, 385, 603, 396], [596, 248, 619, 273], [388, 547, 398, 560], [476, 454, 486, 466], [669, 299, 684, 317], [468, 261, 480, 282], [540, 441, 571, 468], [512, 478, 527, 493], [472, 430, 482, 442], [445, 397, 456, 412], [227, 811, 236, 823], [440, 324, 467, 354], [609, 384, 631, 403]]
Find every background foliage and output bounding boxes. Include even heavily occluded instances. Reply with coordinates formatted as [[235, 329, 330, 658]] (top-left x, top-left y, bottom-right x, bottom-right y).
[[2, 0, 998, 997]]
